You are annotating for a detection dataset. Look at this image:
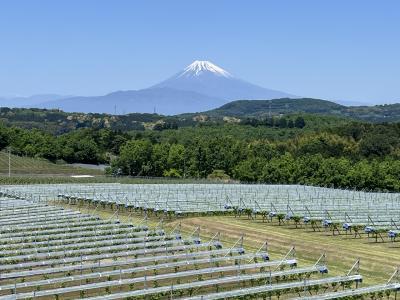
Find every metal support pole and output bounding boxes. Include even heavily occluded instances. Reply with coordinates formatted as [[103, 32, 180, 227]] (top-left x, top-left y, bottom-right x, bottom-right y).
[[8, 147, 11, 177]]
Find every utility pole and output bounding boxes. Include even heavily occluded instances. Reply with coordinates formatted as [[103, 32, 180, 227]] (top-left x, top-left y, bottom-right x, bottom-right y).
[[8, 147, 11, 178], [268, 102, 271, 118]]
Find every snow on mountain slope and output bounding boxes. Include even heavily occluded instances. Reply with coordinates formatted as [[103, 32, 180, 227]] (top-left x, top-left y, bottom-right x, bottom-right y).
[[179, 60, 232, 77], [153, 60, 296, 101]]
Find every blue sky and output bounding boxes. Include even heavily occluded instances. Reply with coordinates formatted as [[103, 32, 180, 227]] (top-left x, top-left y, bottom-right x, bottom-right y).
[[1, 0, 399, 104]]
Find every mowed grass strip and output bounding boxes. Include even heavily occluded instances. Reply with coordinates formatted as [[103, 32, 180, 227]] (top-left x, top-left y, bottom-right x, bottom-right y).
[[0, 151, 103, 175]]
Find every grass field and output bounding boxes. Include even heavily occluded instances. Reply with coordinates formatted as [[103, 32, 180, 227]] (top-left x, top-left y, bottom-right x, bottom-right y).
[[171, 216, 399, 286], [0, 151, 103, 176], [66, 203, 399, 287]]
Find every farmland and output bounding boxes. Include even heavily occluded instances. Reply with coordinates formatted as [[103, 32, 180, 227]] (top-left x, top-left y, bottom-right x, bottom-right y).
[[8, 183, 399, 241], [0, 183, 399, 299], [0, 151, 103, 176], [2, 2, 399, 299]]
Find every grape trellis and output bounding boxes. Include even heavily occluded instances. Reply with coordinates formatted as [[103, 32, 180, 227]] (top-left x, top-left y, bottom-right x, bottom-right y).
[[0, 184, 400, 299], [2, 183, 400, 241]]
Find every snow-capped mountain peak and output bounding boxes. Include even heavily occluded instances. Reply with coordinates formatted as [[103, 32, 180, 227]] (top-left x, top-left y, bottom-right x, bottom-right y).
[[152, 59, 296, 104], [179, 60, 232, 78]]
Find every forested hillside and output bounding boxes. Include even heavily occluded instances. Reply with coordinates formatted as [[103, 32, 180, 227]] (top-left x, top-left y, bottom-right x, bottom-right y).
[[1, 98, 400, 135], [1, 118, 400, 191], [202, 98, 344, 117], [0, 107, 173, 134], [1, 98, 399, 191]]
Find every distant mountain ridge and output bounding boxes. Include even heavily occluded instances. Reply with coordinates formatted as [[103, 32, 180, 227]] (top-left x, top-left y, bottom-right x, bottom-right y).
[[1, 61, 398, 115], [38, 87, 225, 115], [0, 94, 69, 107], [1, 60, 295, 115], [197, 98, 400, 123], [206, 98, 344, 116]]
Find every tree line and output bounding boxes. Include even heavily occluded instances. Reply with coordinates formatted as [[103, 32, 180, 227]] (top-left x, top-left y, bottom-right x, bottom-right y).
[[241, 116, 306, 129], [1, 121, 400, 192], [0, 126, 129, 164], [110, 122, 400, 191]]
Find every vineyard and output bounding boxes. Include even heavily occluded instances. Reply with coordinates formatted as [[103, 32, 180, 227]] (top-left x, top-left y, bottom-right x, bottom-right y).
[[1, 184, 400, 298], [0, 190, 399, 300], [4, 183, 400, 243]]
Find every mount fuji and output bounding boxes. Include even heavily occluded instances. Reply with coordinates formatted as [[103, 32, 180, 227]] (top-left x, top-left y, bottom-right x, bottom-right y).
[[153, 60, 295, 101], [33, 60, 295, 115]]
